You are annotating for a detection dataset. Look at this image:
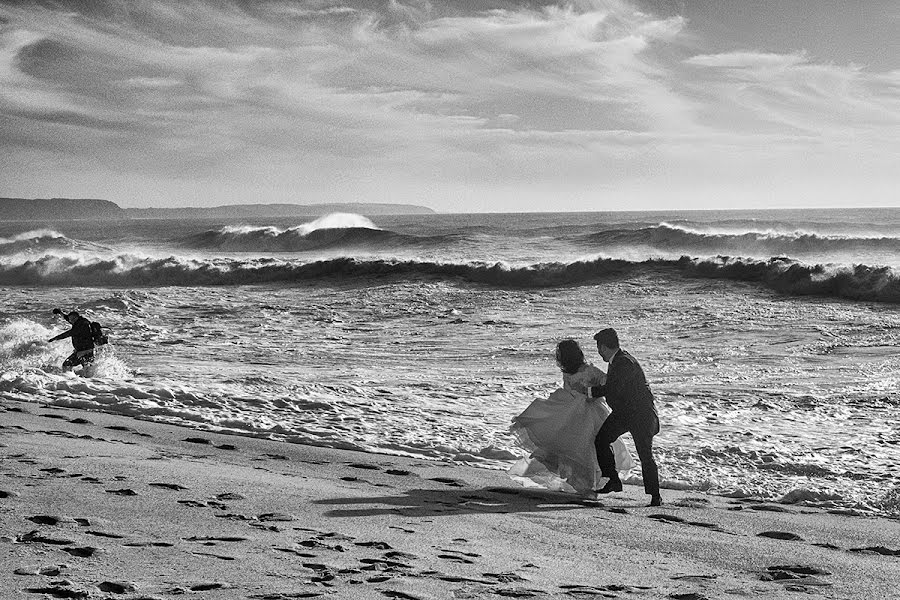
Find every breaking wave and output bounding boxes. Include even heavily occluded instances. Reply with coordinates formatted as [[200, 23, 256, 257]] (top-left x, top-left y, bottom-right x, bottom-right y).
[[0, 230, 104, 255], [1, 252, 898, 303], [181, 213, 452, 252], [584, 223, 900, 256]]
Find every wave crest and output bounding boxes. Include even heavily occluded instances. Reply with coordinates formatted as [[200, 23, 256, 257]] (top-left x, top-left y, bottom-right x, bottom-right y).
[[586, 223, 900, 256], [181, 213, 448, 251], [2, 252, 898, 303], [0, 230, 72, 255]]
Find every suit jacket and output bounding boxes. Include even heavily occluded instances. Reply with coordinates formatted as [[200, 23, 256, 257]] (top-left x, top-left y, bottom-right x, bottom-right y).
[[591, 349, 657, 423]]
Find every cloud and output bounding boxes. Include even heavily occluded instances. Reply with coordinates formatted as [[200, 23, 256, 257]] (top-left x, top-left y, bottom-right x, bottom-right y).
[[685, 51, 808, 69], [681, 50, 900, 138], [1, 2, 695, 159], [0, 0, 897, 209]]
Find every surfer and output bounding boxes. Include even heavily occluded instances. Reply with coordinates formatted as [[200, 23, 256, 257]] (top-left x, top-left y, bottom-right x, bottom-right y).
[[48, 309, 106, 370]]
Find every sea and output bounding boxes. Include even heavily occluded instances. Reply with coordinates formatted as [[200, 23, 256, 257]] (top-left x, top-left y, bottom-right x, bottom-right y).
[[1, 208, 899, 517]]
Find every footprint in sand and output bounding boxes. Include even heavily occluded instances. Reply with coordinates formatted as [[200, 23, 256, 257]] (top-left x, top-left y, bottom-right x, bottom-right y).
[[671, 574, 718, 582], [215, 492, 245, 501], [381, 592, 423, 600], [360, 557, 414, 570], [123, 541, 174, 547], [297, 539, 347, 552], [648, 513, 685, 523], [384, 550, 418, 561], [62, 546, 101, 558], [192, 551, 237, 561], [436, 548, 479, 564], [428, 477, 465, 487], [388, 526, 415, 534], [561, 583, 653, 594], [295, 528, 354, 540], [17, 531, 75, 545], [24, 585, 92, 598], [149, 482, 189, 491], [849, 545, 900, 556], [177, 500, 208, 507], [760, 564, 832, 590], [247, 593, 326, 599], [348, 463, 381, 470], [39, 467, 67, 475], [86, 530, 125, 539], [26, 515, 70, 526], [98, 581, 137, 594], [355, 541, 393, 550], [686, 521, 729, 534], [257, 512, 295, 522], [483, 572, 529, 583], [748, 504, 794, 513], [757, 531, 804, 541], [13, 565, 63, 576], [274, 545, 318, 558], [39, 413, 68, 420], [648, 514, 729, 534], [812, 542, 842, 550], [188, 582, 230, 591]]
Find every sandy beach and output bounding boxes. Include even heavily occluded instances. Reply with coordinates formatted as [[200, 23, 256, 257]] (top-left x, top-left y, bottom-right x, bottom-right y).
[[2, 398, 899, 600]]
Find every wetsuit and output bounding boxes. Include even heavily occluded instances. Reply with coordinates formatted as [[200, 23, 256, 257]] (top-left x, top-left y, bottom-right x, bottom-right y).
[[56, 316, 96, 368]]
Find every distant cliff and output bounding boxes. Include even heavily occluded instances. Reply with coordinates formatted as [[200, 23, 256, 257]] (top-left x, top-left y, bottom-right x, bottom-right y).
[[0, 198, 123, 221], [1, 198, 435, 220], [125, 203, 436, 218]]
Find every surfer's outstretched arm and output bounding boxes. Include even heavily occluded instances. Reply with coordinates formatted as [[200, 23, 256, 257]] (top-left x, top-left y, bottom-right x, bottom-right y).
[[49, 330, 73, 343]]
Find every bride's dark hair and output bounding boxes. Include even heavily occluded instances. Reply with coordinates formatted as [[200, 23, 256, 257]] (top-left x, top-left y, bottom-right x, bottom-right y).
[[555, 339, 585, 375]]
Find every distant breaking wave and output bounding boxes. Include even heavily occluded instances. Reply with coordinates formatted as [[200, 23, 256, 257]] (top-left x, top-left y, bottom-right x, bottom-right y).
[[0, 230, 108, 255], [1, 253, 898, 303], [584, 223, 900, 256], [182, 213, 453, 251]]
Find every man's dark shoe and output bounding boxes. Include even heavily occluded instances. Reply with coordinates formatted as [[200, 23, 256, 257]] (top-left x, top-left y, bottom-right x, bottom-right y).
[[648, 494, 663, 507], [595, 478, 623, 494]]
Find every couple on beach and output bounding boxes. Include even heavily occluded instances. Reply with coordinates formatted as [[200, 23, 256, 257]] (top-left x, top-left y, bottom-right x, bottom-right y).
[[509, 328, 662, 507]]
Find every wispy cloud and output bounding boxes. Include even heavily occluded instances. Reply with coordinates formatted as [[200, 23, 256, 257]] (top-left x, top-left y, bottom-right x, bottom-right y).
[[0, 0, 897, 209]]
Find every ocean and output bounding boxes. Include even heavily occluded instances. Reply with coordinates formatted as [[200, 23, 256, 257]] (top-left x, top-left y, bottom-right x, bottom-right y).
[[1, 209, 898, 517]]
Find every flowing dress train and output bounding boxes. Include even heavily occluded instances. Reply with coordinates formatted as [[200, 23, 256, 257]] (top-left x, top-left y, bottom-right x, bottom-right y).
[[509, 363, 634, 494]]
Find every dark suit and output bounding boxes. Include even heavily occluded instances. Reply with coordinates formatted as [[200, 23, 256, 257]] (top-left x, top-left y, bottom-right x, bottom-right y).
[[591, 349, 660, 495]]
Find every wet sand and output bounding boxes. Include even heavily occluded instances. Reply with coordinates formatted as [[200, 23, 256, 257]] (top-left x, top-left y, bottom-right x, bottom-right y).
[[2, 397, 899, 600]]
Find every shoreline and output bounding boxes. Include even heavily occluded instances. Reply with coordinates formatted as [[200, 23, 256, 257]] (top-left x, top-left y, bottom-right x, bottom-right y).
[[2, 398, 899, 599]]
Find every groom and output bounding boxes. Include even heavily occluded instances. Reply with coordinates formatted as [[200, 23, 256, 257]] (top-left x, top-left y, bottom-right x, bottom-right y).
[[587, 328, 662, 507]]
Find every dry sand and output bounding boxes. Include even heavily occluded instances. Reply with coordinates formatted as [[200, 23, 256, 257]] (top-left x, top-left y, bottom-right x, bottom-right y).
[[2, 398, 899, 600]]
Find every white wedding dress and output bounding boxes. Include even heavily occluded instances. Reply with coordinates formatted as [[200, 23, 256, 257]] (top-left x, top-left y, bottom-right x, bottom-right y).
[[509, 363, 634, 495]]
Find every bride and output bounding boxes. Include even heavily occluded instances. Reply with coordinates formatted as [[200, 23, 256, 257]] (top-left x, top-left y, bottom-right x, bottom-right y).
[[509, 339, 633, 496]]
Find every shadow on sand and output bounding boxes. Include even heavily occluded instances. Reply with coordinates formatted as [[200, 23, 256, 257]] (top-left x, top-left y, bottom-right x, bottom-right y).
[[316, 485, 607, 518]]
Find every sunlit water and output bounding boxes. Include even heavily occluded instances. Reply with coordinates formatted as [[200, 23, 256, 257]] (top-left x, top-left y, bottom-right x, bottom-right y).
[[2, 209, 899, 517]]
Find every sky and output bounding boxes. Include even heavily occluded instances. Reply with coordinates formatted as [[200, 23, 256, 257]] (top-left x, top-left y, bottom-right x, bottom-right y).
[[0, 0, 897, 212]]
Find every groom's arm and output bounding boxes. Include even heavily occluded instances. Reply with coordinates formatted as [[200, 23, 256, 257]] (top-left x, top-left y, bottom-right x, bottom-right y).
[[587, 383, 606, 398]]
